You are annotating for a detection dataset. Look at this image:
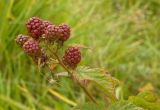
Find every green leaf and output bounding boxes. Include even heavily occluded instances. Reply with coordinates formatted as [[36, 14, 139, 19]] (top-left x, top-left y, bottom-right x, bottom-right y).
[[129, 96, 160, 110], [76, 66, 120, 101], [107, 100, 145, 110], [137, 91, 157, 102], [72, 103, 105, 110]]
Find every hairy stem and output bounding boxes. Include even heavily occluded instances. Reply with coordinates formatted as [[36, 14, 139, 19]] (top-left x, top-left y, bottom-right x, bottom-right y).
[[45, 41, 97, 104], [54, 53, 97, 104]]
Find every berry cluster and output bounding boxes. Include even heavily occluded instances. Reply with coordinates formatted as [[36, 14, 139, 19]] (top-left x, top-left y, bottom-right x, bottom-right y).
[[25, 17, 70, 41], [15, 34, 28, 47], [22, 39, 41, 56], [15, 16, 81, 68], [63, 46, 81, 68], [26, 17, 44, 39]]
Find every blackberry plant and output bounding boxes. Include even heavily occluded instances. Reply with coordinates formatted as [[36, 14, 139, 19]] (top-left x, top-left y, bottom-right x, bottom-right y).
[[15, 16, 160, 110]]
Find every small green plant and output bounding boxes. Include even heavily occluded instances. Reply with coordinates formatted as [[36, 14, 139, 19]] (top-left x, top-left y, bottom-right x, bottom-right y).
[[15, 17, 160, 110]]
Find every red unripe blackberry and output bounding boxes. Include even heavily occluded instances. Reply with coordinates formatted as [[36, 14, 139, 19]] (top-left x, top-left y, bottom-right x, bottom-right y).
[[15, 34, 28, 47], [63, 46, 81, 68], [23, 39, 41, 56], [58, 23, 70, 41], [26, 17, 44, 39], [43, 20, 53, 30], [44, 25, 59, 40]]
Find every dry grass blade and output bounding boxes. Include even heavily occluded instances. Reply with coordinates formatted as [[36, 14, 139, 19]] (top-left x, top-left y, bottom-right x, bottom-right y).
[[48, 88, 77, 107]]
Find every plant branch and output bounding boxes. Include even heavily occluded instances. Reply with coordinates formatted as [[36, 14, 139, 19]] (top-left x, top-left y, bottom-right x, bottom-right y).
[[45, 41, 97, 104], [54, 53, 97, 104]]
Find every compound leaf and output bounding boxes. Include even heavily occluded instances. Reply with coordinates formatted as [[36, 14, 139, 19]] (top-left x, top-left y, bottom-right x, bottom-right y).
[[76, 66, 120, 101], [107, 100, 145, 110]]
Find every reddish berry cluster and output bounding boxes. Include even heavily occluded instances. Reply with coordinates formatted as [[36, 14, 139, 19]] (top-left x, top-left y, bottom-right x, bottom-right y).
[[26, 17, 70, 42], [16, 16, 81, 68], [43, 20, 53, 30], [43, 23, 70, 42], [15, 34, 28, 47], [44, 25, 59, 40], [63, 46, 81, 68], [26, 17, 44, 39], [22, 39, 41, 56], [58, 23, 70, 41]]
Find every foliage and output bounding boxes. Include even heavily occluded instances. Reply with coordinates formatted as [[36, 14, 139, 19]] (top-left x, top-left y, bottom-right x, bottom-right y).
[[129, 91, 160, 110], [72, 103, 105, 110], [76, 66, 119, 101], [0, 0, 160, 110], [107, 101, 145, 110]]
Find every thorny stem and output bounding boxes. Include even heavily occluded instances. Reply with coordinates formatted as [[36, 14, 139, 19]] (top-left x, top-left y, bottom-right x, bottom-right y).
[[45, 41, 97, 104]]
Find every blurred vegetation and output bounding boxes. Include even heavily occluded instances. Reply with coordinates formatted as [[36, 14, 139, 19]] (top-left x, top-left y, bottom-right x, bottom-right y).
[[0, 0, 160, 109]]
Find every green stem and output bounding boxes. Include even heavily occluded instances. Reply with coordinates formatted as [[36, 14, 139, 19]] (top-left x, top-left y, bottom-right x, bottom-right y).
[[54, 53, 97, 104], [45, 41, 97, 104]]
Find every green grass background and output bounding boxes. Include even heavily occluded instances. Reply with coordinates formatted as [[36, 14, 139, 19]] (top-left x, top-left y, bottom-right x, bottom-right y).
[[0, 0, 160, 110]]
